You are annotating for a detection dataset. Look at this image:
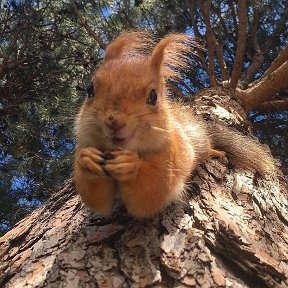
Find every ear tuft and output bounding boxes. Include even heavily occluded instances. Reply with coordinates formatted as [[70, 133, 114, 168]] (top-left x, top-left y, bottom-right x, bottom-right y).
[[149, 34, 199, 80], [104, 30, 154, 62]]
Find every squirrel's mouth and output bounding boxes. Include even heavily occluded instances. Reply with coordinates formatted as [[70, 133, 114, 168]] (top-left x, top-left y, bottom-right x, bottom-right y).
[[112, 131, 135, 147]]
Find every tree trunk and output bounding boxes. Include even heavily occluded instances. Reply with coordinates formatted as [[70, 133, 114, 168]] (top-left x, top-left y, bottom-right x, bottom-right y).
[[1, 87, 288, 288]]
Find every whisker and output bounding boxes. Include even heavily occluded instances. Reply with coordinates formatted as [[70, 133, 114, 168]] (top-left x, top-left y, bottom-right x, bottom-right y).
[[167, 168, 182, 172], [134, 112, 156, 118], [87, 105, 101, 112], [150, 126, 167, 132], [133, 109, 173, 118], [129, 103, 147, 115]]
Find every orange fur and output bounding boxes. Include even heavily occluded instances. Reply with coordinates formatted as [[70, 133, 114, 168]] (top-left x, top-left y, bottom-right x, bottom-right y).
[[73, 31, 218, 218], [104, 31, 153, 61]]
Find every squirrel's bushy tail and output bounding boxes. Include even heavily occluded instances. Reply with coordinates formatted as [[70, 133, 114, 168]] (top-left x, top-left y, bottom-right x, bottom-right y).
[[208, 123, 276, 176]]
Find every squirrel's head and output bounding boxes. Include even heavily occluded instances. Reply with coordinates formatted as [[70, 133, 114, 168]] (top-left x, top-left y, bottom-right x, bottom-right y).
[[76, 31, 192, 153]]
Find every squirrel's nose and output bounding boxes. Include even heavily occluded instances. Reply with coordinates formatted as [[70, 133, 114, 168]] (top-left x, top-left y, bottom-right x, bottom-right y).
[[104, 114, 126, 132]]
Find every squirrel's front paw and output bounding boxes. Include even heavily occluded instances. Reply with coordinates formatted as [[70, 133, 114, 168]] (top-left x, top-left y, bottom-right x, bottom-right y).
[[78, 147, 107, 176], [104, 150, 139, 182]]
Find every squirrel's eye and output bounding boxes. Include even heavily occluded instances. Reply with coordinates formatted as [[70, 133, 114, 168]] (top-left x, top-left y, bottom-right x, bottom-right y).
[[147, 89, 157, 105], [87, 83, 94, 98]]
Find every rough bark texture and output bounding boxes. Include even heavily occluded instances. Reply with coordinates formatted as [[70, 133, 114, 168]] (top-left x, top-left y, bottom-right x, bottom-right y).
[[1, 88, 288, 288]]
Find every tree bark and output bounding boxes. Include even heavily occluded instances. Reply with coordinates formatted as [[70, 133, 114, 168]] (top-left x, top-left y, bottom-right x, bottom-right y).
[[1, 88, 288, 288]]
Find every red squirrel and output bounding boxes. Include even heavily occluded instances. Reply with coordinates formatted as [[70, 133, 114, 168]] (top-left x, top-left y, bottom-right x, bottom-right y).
[[74, 31, 274, 218]]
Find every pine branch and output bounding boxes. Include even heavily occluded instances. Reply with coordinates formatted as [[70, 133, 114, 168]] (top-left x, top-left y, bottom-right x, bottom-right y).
[[242, 11, 264, 86], [212, 5, 235, 44], [187, 0, 201, 38], [229, 0, 247, 89], [213, 35, 229, 81], [243, 53, 264, 86], [253, 100, 288, 112], [70, 0, 106, 50], [187, 0, 208, 73], [237, 60, 288, 111], [201, 0, 217, 86], [264, 45, 288, 76]]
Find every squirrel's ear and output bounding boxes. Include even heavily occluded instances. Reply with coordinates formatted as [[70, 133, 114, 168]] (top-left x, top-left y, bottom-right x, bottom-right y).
[[149, 34, 192, 80], [104, 31, 153, 62]]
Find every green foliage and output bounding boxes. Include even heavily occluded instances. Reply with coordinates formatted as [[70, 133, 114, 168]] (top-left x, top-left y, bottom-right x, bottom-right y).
[[0, 0, 287, 235], [0, 0, 100, 233]]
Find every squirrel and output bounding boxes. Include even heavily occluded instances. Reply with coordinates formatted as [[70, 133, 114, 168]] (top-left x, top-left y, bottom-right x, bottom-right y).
[[74, 31, 275, 218]]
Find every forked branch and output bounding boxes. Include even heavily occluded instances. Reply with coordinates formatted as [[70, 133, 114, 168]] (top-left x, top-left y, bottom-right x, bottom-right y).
[[237, 60, 288, 111]]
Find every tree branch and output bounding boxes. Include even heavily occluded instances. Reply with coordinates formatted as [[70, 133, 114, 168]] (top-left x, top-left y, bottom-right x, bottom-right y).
[[264, 44, 288, 76], [212, 35, 229, 81], [243, 53, 264, 86], [237, 61, 288, 111], [187, 1, 209, 73], [252, 100, 288, 113], [212, 5, 235, 44], [230, 0, 238, 35], [204, 3, 229, 81], [121, 10, 135, 28], [201, 0, 217, 86], [187, 0, 201, 38], [70, 0, 106, 50], [242, 11, 264, 86], [229, 0, 247, 89], [261, 5, 288, 56]]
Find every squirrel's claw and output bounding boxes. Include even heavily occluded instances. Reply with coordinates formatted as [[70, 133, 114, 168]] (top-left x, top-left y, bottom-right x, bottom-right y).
[[104, 150, 139, 181], [78, 147, 107, 176]]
